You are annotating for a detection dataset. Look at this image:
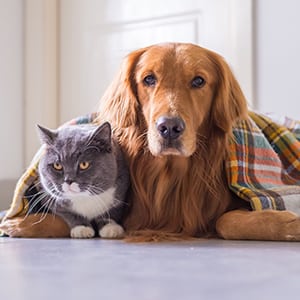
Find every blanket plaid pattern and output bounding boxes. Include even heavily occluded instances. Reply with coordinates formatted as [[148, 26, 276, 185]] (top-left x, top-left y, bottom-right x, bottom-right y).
[[228, 111, 300, 213], [1, 111, 300, 224]]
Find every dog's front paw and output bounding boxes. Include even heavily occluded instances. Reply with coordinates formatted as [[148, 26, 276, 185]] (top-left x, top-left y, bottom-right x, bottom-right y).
[[99, 223, 125, 239], [71, 225, 95, 239]]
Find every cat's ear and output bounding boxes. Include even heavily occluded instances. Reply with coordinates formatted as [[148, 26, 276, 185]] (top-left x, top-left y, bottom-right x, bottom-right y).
[[90, 122, 112, 151], [37, 124, 57, 145]]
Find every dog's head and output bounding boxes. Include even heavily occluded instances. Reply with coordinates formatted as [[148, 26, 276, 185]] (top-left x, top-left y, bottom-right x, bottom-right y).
[[99, 43, 248, 157]]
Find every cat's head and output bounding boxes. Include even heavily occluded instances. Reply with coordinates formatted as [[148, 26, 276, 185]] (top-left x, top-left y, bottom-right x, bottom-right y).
[[37, 122, 118, 200]]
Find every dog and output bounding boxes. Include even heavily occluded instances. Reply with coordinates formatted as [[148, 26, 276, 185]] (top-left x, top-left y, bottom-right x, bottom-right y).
[[3, 42, 300, 241]]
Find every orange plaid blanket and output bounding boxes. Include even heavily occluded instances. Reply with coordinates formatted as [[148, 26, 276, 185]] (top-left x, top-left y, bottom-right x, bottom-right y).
[[228, 111, 300, 213]]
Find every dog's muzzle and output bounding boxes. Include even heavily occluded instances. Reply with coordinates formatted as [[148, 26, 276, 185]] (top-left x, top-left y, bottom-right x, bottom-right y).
[[156, 116, 185, 140], [150, 116, 190, 156]]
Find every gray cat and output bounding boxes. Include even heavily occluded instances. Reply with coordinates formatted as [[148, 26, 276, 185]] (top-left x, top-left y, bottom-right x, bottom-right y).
[[36, 122, 130, 239]]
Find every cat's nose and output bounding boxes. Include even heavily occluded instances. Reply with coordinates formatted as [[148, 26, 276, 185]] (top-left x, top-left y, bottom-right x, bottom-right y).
[[64, 177, 74, 185]]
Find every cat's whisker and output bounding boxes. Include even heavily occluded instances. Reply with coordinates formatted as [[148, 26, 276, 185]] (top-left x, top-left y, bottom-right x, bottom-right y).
[[22, 181, 60, 224], [30, 178, 42, 190], [29, 196, 51, 219], [85, 185, 105, 195], [22, 191, 50, 221], [29, 195, 48, 214], [42, 198, 57, 220], [113, 197, 129, 207], [31, 197, 57, 226], [37, 195, 53, 213]]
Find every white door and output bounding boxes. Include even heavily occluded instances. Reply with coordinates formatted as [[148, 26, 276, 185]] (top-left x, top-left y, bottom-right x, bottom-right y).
[[59, 0, 253, 122]]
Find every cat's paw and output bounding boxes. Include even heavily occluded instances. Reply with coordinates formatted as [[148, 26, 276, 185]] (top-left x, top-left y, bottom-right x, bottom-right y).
[[71, 225, 95, 239], [99, 223, 125, 239]]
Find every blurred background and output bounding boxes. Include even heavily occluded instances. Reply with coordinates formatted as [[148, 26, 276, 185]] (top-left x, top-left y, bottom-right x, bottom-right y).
[[1, 0, 300, 209]]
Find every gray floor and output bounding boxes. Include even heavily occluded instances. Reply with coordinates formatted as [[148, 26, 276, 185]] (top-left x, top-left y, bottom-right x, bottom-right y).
[[1, 238, 300, 300]]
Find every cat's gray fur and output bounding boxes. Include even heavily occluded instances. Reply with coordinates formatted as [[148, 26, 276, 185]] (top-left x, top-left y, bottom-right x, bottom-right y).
[[37, 122, 130, 239]]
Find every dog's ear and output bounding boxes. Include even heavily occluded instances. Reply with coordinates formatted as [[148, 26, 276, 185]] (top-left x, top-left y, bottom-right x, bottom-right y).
[[209, 52, 248, 133], [98, 48, 147, 128]]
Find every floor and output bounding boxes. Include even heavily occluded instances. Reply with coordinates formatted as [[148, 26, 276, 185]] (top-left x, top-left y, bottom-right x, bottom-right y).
[[1, 238, 300, 300]]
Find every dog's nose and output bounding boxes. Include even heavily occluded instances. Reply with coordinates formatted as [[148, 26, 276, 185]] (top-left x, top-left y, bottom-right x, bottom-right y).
[[156, 116, 185, 139]]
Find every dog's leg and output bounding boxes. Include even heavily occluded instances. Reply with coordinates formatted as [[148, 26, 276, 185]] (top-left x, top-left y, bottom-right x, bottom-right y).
[[0, 213, 70, 238], [216, 209, 300, 241]]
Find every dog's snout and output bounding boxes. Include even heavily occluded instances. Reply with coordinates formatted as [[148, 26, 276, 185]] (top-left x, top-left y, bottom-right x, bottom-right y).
[[156, 116, 185, 140]]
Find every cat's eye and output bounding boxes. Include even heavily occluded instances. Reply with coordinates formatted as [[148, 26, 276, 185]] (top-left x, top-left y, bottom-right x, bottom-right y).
[[79, 161, 90, 170], [53, 162, 63, 171]]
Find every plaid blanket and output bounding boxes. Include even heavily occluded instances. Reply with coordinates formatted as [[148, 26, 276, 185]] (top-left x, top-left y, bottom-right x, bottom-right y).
[[1, 111, 300, 228], [228, 111, 300, 213]]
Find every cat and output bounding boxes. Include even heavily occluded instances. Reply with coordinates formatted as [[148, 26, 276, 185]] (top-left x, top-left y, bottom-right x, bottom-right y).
[[36, 122, 130, 239]]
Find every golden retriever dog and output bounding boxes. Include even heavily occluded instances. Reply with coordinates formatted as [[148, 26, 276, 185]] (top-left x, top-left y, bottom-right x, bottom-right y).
[[3, 42, 300, 241]]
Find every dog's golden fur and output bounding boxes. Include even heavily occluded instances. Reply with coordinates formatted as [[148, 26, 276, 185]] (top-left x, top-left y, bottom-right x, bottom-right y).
[[98, 43, 247, 239], [2, 42, 300, 241]]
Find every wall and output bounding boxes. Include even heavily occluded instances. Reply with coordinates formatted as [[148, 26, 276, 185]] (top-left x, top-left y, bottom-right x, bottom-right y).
[[0, 0, 23, 209], [0, 0, 24, 178], [24, 0, 58, 165], [255, 0, 300, 118]]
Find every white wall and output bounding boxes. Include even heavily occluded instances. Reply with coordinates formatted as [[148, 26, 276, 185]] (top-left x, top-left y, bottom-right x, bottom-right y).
[[0, 0, 24, 209], [255, 0, 300, 118], [0, 0, 24, 180]]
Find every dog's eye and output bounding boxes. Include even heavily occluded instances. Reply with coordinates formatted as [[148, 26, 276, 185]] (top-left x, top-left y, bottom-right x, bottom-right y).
[[143, 74, 157, 87], [191, 76, 205, 88]]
